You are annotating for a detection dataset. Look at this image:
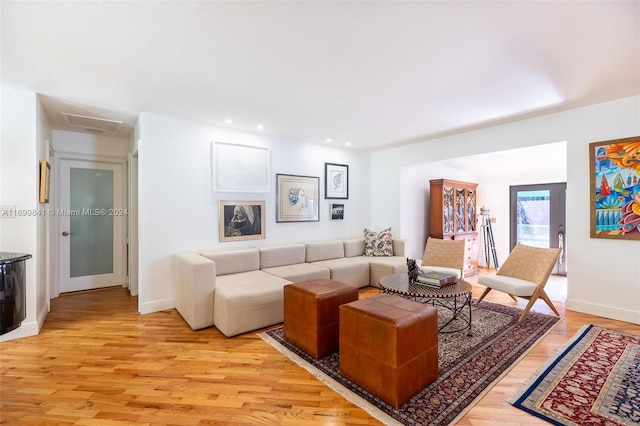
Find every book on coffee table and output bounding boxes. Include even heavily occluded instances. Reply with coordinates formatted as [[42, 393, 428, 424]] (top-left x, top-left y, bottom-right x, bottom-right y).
[[416, 270, 457, 287]]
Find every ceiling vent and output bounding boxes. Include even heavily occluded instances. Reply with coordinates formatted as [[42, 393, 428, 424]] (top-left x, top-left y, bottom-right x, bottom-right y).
[[61, 113, 123, 132]]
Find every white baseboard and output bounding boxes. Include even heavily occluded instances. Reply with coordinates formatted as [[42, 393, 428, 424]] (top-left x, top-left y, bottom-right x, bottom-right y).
[[0, 303, 50, 342], [565, 298, 640, 325], [0, 320, 38, 342], [139, 297, 174, 315], [37, 301, 49, 332]]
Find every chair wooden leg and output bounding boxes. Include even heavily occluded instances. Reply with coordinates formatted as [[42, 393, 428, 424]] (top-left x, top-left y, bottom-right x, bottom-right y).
[[508, 294, 518, 302], [476, 287, 491, 304], [518, 296, 538, 322], [518, 286, 545, 322], [539, 290, 560, 317]]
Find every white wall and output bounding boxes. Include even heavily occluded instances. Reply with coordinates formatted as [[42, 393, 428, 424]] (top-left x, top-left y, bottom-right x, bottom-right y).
[[136, 113, 371, 314], [51, 130, 130, 158], [372, 96, 640, 324], [0, 87, 51, 341], [35, 92, 51, 326]]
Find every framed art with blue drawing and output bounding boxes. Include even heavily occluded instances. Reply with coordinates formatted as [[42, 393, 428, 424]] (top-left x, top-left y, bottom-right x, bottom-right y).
[[589, 136, 640, 240], [324, 162, 348, 199], [276, 174, 319, 222]]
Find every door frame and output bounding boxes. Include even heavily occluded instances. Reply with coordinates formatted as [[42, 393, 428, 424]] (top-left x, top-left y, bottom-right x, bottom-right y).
[[127, 148, 139, 296], [52, 152, 128, 297]]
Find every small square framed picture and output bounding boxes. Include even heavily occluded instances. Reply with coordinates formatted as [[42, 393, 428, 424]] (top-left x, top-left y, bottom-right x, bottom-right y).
[[331, 203, 344, 220]]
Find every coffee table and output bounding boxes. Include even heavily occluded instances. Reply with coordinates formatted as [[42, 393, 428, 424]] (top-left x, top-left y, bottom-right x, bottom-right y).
[[379, 273, 473, 336]]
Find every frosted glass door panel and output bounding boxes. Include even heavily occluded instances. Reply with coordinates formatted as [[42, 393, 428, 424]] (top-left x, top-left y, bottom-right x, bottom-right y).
[[515, 189, 550, 248], [70, 168, 114, 277]]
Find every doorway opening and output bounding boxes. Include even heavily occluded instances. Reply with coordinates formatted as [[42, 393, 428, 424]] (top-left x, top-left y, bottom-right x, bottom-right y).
[[509, 182, 567, 276], [57, 158, 126, 294]]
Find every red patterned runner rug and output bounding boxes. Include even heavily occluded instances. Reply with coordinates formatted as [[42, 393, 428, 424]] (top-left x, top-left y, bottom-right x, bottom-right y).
[[259, 300, 560, 426], [509, 324, 640, 425]]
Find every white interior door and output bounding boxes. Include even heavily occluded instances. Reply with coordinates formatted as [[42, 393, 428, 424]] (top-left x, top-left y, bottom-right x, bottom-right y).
[[58, 159, 125, 293]]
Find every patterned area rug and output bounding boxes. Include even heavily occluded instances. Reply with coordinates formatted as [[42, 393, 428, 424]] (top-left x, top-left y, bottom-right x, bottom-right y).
[[258, 300, 560, 426], [509, 324, 640, 426]]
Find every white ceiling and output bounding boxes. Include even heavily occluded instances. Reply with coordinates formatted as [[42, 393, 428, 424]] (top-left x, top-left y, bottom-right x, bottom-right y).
[[1, 1, 638, 151]]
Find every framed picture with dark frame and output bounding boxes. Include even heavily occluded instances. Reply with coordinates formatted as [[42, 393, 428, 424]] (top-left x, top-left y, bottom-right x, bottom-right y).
[[39, 160, 51, 204], [330, 203, 344, 220], [219, 200, 266, 242], [324, 162, 349, 199], [589, 136, 640, 240], [276, 174, 320, 222]]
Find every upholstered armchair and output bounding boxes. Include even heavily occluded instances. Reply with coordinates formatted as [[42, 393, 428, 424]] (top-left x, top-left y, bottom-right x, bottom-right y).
[[477, 243, 561, 322], [418, 237, 466, 279]]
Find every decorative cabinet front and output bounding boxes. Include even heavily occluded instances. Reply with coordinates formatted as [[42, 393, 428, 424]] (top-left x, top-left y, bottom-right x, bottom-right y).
[[429, 179, 479, 276]]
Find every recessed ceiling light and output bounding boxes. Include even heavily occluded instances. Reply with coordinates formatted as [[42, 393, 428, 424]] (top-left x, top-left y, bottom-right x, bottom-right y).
[[346, 142, 352, 147], [326, 138, 332, 143], [225, 119, 233, 124], [257, 125, 264, 130]]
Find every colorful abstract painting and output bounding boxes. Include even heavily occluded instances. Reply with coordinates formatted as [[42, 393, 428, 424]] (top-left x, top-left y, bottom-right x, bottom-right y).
[[589, 136, 640, 240]]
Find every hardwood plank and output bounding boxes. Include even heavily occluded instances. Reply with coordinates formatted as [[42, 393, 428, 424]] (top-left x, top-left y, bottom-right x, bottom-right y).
[[1, 274, 639, 425]]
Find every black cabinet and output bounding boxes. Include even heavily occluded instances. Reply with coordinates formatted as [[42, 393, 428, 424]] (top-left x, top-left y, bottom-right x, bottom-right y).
[[0, 252, 32, 335]]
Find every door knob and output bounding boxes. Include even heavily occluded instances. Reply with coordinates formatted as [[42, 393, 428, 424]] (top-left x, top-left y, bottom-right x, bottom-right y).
[[62, 231, 71, 236]]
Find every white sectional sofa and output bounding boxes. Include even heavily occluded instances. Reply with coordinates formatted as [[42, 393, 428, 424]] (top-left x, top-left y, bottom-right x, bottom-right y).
[[173, 237, 408, 337]]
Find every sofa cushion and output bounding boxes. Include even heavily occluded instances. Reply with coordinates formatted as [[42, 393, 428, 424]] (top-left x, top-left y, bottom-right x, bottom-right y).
[[477, 274, 537, 297], [344, 238, 365, 257], [364, 227, 393, 256], [259, 243, 306, 268], [262, 263, 330, 282], [201, 248, 260, 276], [305, 240, 344, 262], [214, 270, 291, 337], [368, 256, 408, 287], [311, 257, 370, 288], [392, 239, 406, 257]]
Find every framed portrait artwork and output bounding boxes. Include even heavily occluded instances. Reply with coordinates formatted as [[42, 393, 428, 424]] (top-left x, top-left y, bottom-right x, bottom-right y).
[[324, 162, 349, 199], [39, 160, 51, 204], [589, 136, 640, 240], [276, 174, 320, 222], [219, 200, 266, 242]]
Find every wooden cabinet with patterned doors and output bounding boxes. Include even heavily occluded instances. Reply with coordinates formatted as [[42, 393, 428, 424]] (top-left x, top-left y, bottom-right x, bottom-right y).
[[429, 179, 479, 276]]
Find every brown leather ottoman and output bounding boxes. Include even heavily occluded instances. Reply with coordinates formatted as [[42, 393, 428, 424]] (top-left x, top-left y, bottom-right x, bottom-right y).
[[283, 279, 359, 359], [339, 293, 438, 408]]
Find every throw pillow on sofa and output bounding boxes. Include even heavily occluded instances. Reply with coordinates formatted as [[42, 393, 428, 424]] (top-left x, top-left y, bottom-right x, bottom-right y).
[[364, 227, 393, 256]]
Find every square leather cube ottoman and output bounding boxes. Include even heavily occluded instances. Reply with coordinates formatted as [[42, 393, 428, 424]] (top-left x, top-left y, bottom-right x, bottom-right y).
[[339, 293, 438, 408], [283, 279, 359, 359]]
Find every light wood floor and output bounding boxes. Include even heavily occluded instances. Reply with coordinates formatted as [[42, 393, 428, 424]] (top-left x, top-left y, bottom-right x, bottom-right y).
[[2, 271, 639, 425]]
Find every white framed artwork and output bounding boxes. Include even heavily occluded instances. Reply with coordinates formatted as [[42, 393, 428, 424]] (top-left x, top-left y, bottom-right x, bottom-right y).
[[212, 142, 270, 192]]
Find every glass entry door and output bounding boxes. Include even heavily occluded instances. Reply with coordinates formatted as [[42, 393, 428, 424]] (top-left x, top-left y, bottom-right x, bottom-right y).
[[509, 183, 566, 276]]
